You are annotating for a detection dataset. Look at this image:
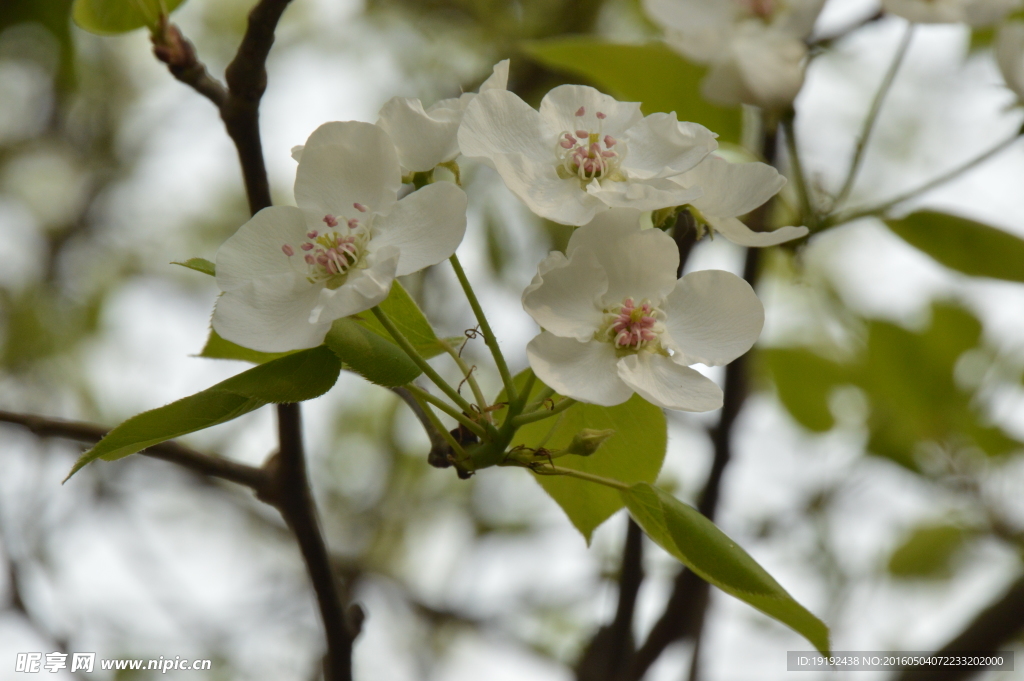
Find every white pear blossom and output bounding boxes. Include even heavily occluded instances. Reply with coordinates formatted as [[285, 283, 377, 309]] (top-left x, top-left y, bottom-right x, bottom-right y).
[[458, 84, 717, 225], [671, 154, 809, 246], [997, 22, 1024, 100], [377, 60, 510, 175], [643, 0, 826, 109], [522, 209, 764, 411], [213, 121, 467, 352], [882, 0, 1021, 25]]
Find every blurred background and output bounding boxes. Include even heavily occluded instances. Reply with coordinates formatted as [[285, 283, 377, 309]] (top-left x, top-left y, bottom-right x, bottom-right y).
[[2, 0, 1024, 678]]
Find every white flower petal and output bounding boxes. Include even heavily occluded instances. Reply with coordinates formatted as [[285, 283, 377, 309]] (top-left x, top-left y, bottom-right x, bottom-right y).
[[538, 84, 643, 138], [479, 59, 510, 92], [313, 246, 400, 323], [616, 353, 723, 412], [592, 176, 702, 212], [732, 29, 808, 109], [620, 114, 717, 179], [458, 90, 550, 165], [290, 145, 304, 162], [294, 121, 401, 220], [997, 23, 1024, 100], [526, 333, 634, 406], [377, 97, 463, 173], [643, 0, 739, 33], [370, 181, 468, 276], [522, 248, 608, 341], [661, 269, 763, 367], [706, 215, 808, 247], [213, 284, 333, 352], [567, 214, 679, 306], [216, 206, 307, 293], [681, 155, 785, 218], [492, 152, 607, 225]]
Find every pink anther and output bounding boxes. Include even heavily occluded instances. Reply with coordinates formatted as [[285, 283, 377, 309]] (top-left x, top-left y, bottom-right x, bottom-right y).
[[596, 111, 606, 120], [575, 106, 585, 116], [281, 244, 294, 256], [353, 202, 367, 212], [323, 214, 338, 227], [604, 135, 616, 147]]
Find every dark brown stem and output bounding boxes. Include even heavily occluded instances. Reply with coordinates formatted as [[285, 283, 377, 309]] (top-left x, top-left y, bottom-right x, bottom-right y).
[[627, 127, 777, 681], [0, 410, 269, 492], [391, 387, 455, 468], [262, 404, 356, 681], [892, 572, 1024, 681]]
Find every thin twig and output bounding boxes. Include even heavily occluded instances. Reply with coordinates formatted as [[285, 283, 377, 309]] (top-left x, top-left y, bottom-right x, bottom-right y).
[[833, 23, 914, 208], [781, 112, 815, 230], [0, 410, 269, 492], [391, 387, 454, 468], [825, 132, 1022, 228]]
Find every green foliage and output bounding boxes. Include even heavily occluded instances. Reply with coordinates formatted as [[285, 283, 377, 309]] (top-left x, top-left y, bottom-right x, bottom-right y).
[[501, 372, 667, 543], [200, 330, 297, 365], [65, 346, 341, 479], [325, 318, 422, 387], [622, 482, 830, 654], [764, 303, 1021, 469], [351, 281, 446, 360], [522, 38, 743, 144], [72, 0, 188, 35], [762, 349, 849, 432], [888, 524, 974, 579], [886, 211, 1024, 283], [173, 258, 216, 277]]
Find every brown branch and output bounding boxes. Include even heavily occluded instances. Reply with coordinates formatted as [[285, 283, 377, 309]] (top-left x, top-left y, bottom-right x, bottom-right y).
[[391, 386, 455, 468], [892, 572, 1024, 681], [627, 128, 778, 681], [0, 410, 269, 492]]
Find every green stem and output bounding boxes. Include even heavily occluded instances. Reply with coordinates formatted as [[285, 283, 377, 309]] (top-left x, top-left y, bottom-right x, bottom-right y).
[[781, 112, 815, 230], [439, 338, 489, 417], [511, 397, 577, 428], [518, 463, 631, 491], [449, 254, 517, 402], [833, 23, 914, 209], [402, 384, 486, 439], [370, 306, 476, 416], [522, 386, 556, 415], [402, 386, 467, 460], [824, 132, 1022, 228], [514, 369, 537, 410]]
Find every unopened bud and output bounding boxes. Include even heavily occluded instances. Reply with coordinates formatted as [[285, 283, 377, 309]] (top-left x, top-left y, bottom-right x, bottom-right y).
[[564, 429, 615, 457]]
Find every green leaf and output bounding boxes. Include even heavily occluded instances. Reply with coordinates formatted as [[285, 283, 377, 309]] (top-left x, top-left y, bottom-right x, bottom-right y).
[[325, 319, 421, 387], [888, 524, 974, 580], [351, 281, 445, 359], [761, 348, 849, 432], [623, 482, 830, 654], [500, 371, 667, 543], [522, 38, 743, 144], [886, 211, 1024, 283], [172, 258, 216, 277], [65, 346, 341, 479], [199, 329, 297, 365], [72, 0, 188, 35]]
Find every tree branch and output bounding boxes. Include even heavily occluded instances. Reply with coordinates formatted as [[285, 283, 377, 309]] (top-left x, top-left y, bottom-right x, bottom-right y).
[[0, 410, 269, 492], [893, 572, 1024, 681]]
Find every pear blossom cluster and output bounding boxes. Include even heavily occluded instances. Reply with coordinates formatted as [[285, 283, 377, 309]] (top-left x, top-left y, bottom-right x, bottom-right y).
[[211, 60, 809, 412]]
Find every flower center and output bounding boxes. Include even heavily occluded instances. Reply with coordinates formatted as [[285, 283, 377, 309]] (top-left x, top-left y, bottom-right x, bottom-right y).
[[601, 297, 664, 351], [556, 106, 622, 184], [281, 203, 371, 289]]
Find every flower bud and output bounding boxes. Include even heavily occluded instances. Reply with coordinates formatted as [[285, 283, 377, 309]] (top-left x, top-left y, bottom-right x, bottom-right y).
[[564, 429, 615, 457]]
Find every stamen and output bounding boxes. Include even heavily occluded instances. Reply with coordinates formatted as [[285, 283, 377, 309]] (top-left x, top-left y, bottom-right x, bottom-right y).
[[281, 244, 294, 256], [575, 106, 585, 116], [596, 111, 606, 120], [353, 202, 367, 212], [304, 254, 315, 264], [604, 135, 616, 147], [323, 215, 338, 227], [301, 243, 314, 251], [347, 218, 359, 229], [575, 129, 588, 138], [307, 230, 319, 238]]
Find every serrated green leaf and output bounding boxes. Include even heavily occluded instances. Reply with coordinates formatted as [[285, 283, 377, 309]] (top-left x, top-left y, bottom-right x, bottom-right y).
[[199, 329, 297, 365], [65, 346, 341, 480], [498, 371, 667, 542], [888, 524, 974, 580], [522, 38, 743, 144], [623, 482, 830, 654], [886, 211, 1024, 283], [762, 348, 849, 432], [351, 281, 445, 359], [172, 258, 216, 277], [72, 0, 188, 35], [325, 318, 421, 387]]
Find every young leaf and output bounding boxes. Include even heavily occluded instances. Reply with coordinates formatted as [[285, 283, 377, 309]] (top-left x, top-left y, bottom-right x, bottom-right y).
[[65, 346, 341, 480], [888, 523, 974, 580], [522, 38, 743, 144], [172, 258, 216, 277], [499, 371, 667, 543], [351, 281, 445, 359], [761, 348, 849, 432], [73, 0, 188, 35], [199, 329, 297, 365], [886, 211, 1024, 283], [623, 482, 830, 655], [325, 318, 421, 387]]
